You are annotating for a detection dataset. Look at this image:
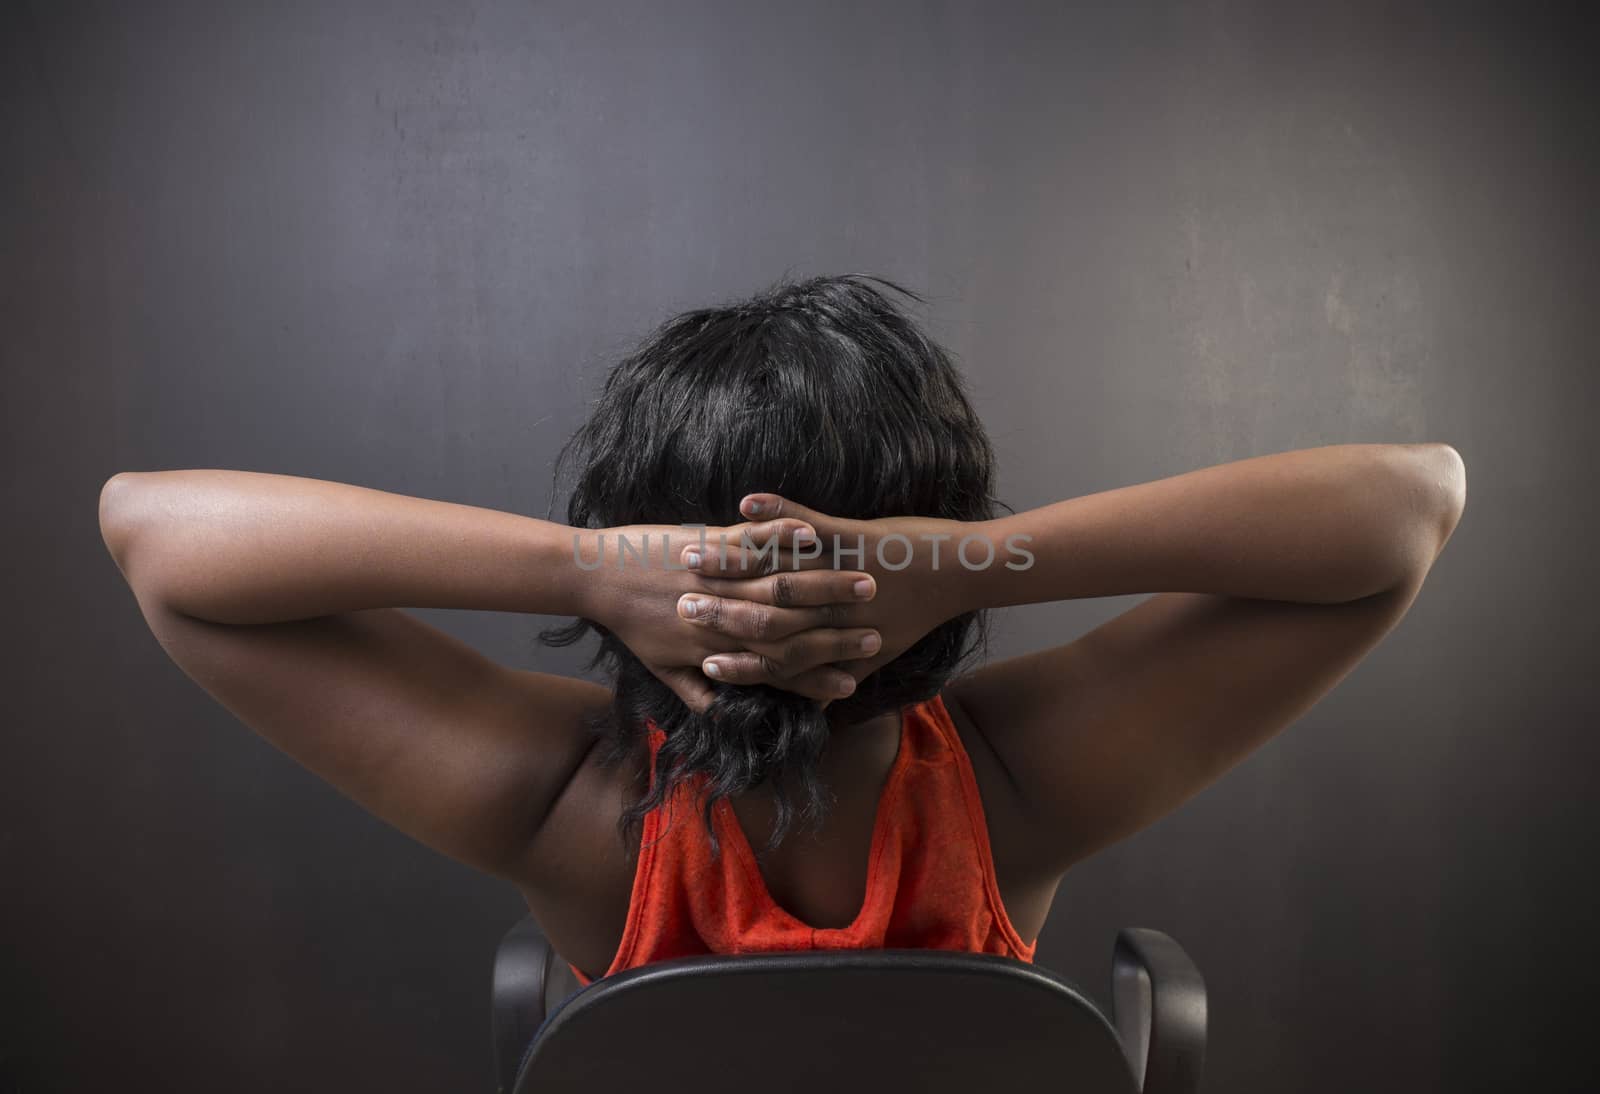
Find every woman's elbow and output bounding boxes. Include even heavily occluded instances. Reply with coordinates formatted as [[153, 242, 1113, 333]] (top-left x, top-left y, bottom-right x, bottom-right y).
[[1392, 443, 1466, 581], [98, 471, 149, 577], [1415, 442, 1467, 553]]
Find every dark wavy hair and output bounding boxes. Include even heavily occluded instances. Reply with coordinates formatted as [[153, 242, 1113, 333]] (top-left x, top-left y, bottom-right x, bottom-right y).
[[541, 273, 1000, 858]]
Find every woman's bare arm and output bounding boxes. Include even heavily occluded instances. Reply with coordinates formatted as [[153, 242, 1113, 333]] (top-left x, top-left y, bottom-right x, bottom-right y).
[[944, 442, 1466, 876], [959, 442, 1465, 610], [98, 470, 593, 624], [98, 471, 611, 880]]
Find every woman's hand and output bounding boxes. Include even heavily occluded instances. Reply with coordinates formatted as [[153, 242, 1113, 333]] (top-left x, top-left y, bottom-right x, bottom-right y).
[[676, 494, 983, 690], [580, 515, 884, 712]]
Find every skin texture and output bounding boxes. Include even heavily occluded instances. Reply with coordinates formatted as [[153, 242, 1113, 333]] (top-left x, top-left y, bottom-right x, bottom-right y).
[[98, 442, 1466, 980]]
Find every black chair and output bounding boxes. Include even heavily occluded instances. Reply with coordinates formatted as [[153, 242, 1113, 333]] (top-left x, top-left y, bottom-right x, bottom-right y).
[[491, 916, 1205, 1094]]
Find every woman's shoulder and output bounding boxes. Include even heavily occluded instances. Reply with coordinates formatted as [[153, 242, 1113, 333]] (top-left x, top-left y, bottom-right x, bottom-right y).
[[513, 717, 647, 979]]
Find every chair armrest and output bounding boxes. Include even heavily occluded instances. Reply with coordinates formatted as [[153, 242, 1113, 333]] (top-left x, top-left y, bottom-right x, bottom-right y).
[[1112, 927, 1207, 1094], [492, 915, 555, 1094]]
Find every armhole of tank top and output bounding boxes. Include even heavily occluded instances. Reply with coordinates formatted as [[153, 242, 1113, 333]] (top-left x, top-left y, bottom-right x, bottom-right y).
[[928, 692, 1039, 961]]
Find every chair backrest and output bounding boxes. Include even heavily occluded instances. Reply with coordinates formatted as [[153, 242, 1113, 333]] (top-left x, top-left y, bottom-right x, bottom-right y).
[[512, 948, 1139, 1094]]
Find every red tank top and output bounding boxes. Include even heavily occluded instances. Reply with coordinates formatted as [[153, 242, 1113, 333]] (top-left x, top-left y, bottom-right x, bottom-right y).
[[569, 693, 1037, 986]]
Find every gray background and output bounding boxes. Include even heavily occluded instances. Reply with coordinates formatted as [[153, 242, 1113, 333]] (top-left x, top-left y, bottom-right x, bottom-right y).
[[4, 0, 1595, 1090]]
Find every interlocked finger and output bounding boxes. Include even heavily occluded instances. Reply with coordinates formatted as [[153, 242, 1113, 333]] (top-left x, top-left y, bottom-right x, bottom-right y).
[[683, 539, 870, 577], [702, 655, 864, 701], [680, 519, 817, 577], [677, 589, 871, 639], [700, 626, 879, 690], [694, 568, 876, 612]]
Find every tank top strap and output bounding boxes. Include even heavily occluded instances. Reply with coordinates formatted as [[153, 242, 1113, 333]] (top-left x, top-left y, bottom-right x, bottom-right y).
[[916, 693, 1039, 963]]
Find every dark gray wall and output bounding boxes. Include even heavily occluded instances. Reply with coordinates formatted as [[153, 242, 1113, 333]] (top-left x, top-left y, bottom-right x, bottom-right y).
[[4, 1, 1595, 1090]]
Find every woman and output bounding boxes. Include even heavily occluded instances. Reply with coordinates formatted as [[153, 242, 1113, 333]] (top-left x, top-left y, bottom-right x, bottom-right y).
[[96, 274, 1466, 986]]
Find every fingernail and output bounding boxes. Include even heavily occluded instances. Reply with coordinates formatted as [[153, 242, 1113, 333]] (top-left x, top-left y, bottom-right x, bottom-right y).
[[683, 549, 701, 568], [794, 527, 815, 544], [837, 677, 856, 696], [703, 660, 722, 678], [861, 633, 881, 654], [853, 579, 874, 598], [679, 595, 704, 618], [745, 499, 763, 515]]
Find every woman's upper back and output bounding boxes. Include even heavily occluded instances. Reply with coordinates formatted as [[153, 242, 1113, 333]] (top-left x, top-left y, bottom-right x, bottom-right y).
[[519, 693, 1044, 983]]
